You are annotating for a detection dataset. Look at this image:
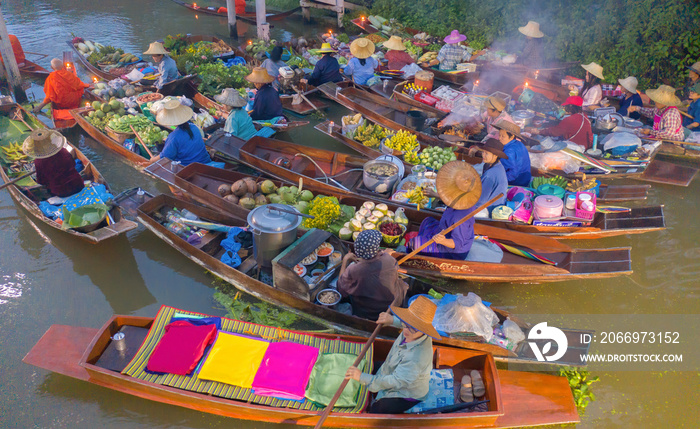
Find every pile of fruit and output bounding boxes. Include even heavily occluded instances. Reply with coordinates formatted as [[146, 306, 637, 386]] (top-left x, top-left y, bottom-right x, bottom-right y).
[[208, 39, 234, 55], [342, 113, 363, 127], [383, 129, 419, 153], [351, 123, 393, 148], [418, 146, 457, 171], [404, 186, 429, 209], [379, 221, 403, 236], [531, 175, 569, 190], [76, 39, 140, 68], [566, 174, 597, 192], [91, 81, 142, 99], [244, 39, 277, 56], [338, 201, 409, 242], [85, 100, 127, 130], [1, 142, 28, 161], [417, 51, 438, 64], [403, 40, 423, 60]]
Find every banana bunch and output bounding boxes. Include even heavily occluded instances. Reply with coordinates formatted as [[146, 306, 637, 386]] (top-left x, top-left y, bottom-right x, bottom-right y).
[[353, 123, 391, 148], [403, 150, 420, 165], [531, 175, 568, 189], [418, 51, 438, 63], [342, 113, 362, 126], [2, 142, 28, 161], [566, 173, 597, 192], [405, 186, 429, 209], [384, 129, 419, 153]]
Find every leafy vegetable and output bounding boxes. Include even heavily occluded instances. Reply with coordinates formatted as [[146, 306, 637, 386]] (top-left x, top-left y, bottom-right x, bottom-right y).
[[195, 62, 251, 98]]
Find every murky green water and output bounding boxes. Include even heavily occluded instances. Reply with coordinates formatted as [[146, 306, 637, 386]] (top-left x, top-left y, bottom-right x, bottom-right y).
[[0, 1, 698, 428]]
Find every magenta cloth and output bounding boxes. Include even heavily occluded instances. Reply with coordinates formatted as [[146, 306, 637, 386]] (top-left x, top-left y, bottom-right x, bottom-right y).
[[251, 341, 320, 400], [146, 320, 218, 375]]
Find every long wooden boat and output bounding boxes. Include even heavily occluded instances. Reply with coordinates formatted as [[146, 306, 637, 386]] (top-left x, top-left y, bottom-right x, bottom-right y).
[[420, 65, 479, 86], [169, 0, 300, 23], [23, 310, 579, 427], [391, 80, 447, 114], [19, 59, 51, 79], [0, 104, 137, 243]]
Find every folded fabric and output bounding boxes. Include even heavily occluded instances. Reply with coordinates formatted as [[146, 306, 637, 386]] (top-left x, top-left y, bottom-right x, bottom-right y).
[[305, 353, 365, 408], [62, 184, 114, 212], [170, 315, 222, 330], [253, 126, 276, 138], [39, 201, 63, 220], [146, 321, 217, 375], [198, 332, 269, 388], [252, 341, 320, 401], [406, 369, 455, 413]]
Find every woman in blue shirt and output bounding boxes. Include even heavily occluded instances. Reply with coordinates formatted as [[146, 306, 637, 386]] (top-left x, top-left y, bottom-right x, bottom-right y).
[[307, 43, 343, 87], [683, 82, 700, 130], [215, 88, 257, 140], [143, 42, 179, 90], [472, 138, 509, 212], [261, 46, 287, 91], [144, 99, 211, 167], [492, 119, 531, 187], [343, 38, 378, 86], [617, 76, 642, 120], [246, 67, 284, 121]]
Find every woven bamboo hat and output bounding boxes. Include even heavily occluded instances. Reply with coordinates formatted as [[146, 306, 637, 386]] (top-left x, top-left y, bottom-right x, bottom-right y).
[[143, 41, 168, 56], [518, 21, 544, 38], [156, 98, 194, 126], [350, 38, 375, 59], [485, 96, 506, 112], [214, 88, 247, 107], [22, 129, 66, 159], [477, 138, 509, 160], [316, 43, 336, 54], [617, 76, 638, 94], [581, 62, 604, 80], [686, 61, 700, 75], [646, 85, 681, 107], [383, 35, 406, 51], [436, 161, 482, 210], [491, 118, 522, 139], [245, 67, 275, 84], [391, 296, 441, 340]]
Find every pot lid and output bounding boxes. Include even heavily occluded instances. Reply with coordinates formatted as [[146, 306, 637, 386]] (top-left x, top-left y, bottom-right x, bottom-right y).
[[247, 204, 302, 233]]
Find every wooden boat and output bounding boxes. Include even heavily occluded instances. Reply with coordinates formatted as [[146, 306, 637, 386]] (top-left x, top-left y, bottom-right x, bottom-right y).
[[318, 82, 447, 146], [23, 310, 579, 427], [656, 141, 700, 164], [67, 40, 141, 81], [420, 65, 479, 86], [0, 104, 137, 243], [49, 91, 104, 132], [391, 80, 447, 114], [18, 59, 50, 79], [169, 0, 300, 24]]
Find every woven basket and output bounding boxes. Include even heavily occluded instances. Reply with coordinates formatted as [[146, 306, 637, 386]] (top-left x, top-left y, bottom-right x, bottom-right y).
[[105, 126, 134, 143]]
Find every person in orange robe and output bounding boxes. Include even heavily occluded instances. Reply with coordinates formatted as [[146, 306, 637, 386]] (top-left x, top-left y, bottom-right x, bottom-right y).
[[217, 0, 245, 15], [1, 35, 26, 66], [33, 58, 89, 113]]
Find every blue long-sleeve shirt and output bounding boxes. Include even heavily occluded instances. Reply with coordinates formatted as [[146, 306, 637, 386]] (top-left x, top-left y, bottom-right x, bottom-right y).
[[160, 122, 211, 166], [224, 108, 257, 140], [156, 55, 179, 89], [475, 162, 508, 211], [343, 56, 378, 86], [501, 139, 531, 187], [308, 54, 343, 87], [250, 84, 283, 121], [683, 99, 700, 128], [618, 93, 642, 120]]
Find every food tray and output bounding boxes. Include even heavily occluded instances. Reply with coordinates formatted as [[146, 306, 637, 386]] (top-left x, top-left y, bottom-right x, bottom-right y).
[[136, 92, 164, 104], [431, 85, 465, 102]]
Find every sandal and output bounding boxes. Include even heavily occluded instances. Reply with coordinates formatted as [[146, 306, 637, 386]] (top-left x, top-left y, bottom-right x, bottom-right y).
[[460, 374, 473, 402], [471, 370, 485, 397]]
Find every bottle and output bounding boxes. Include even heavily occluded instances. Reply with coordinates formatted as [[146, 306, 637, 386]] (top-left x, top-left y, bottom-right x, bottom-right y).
[[180, 209, 199, 221], [165, 220, 186, 237], [186, 229, 206, 245]]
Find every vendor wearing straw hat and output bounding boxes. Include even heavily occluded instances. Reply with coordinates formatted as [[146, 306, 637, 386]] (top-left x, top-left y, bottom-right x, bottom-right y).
[[143, 41, 179, 90], [682, 61, 700, 101], [617, 76, 643, 120], [344, 38, 379, 86], [246, 67, 284, 121], [628, 85, 684, 141], [580, 62, 604, 107], [527, 95, 593, 149], [215, 88, 257, 141], [23, 129, 84, 197], [492, 119, 531, 186], [345, 296, 440, 414], [406, 162, 481, 260], [480, 95, 513, 141], [383, 35, 415, 70], [307, 43, 343, 87], [517, 21, 545, 69], [683, 82, 700, 131], [435, 30, 471, 71], [471, 138, 508, 212], [337, 229, 408, 321], [144, 99, 211, 167]]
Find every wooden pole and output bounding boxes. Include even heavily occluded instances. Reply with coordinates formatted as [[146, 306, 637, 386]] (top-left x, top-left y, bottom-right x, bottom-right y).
[[226, 0, 238, 39], [255, 0, 269, 41], [0, 9, 27, 103]]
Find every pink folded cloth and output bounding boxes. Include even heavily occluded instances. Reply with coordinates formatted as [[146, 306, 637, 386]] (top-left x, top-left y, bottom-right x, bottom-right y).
[[146, 321, 217, 375], [251, 341, 320, 401]]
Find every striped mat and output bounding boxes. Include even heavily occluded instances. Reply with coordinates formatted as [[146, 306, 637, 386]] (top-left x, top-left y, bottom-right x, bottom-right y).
[[122, 305, 373, 412]]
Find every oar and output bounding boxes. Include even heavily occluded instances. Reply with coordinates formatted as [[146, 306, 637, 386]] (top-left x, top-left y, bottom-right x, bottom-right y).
[[12, 108, 35, 132], [292, 84, 322, 113], [129, 125, 154, 159], [313, 314, 386, 428], [0, 169, 35, 191], [397, 193, 504, 266]]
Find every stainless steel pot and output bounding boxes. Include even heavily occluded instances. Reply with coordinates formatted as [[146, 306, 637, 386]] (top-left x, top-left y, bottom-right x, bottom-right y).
[[597, 112, 624, 130], [511, 110, 535, 127], [247, 204, 302, 268]]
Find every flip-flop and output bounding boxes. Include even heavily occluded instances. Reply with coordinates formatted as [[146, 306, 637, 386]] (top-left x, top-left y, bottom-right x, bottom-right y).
[[471, 370, 486, 397], [460, 374, 473, 403]]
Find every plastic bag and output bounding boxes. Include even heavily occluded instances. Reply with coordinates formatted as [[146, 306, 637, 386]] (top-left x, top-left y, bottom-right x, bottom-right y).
[[602, 131, 641, 152], [400, 63, 423, 78], [438, 102, 481, 127], [529, 151, 581, 174], [432, 292, 499, 340], [502, 318, 525, 344]]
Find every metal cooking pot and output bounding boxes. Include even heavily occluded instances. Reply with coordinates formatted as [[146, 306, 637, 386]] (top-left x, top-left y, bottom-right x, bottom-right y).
[[511, 110, 535, 127], [597, 112, 624, 130], [247, 204, 302, 268]]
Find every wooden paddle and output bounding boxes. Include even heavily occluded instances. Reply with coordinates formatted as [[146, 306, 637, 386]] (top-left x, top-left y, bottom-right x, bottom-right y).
[[12, 108, 35, 132], [0, 169, 35, 191], [129, 125, 155, 159], [397, 193, 504, 266], [292, 84, 321, 113], [313, 315, 386, 429]]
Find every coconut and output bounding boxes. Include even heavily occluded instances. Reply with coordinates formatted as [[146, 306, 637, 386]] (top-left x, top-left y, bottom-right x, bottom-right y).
[[217, 183, 231, 197], [367, 215, 380, 224], [387, 210, 395, 219], [363, 222, 376, 230], [277, 186, 290, 195], [371, 210, 384, 219], [354, 212, 365, 222], [299, 190, 314, 202], [362, 201, 375, 211], [268, 194, 282, 204], [339, 227, 352, 240], [343, 221, 350, 229], [239, 197, 256, 209], [223, 194, 239, 205], [289, 186, 299, 195], [350, 219, 363, 231], [254, 193, 269, 206], [260, 180, 276, 195], [375, 203, 389, 215], [352, 231, 361, 241], [243, 177, 257, 194], [358, 207, 371, 218], [294, 201, 309, 214], [231, 179, 248, 197], [282, 191, 296, 203]]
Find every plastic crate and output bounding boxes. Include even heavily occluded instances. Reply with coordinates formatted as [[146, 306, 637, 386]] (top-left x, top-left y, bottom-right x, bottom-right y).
[[574, 191, 596, 220]]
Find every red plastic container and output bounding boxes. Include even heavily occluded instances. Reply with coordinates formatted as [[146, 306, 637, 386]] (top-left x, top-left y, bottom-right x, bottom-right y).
[[414, 91, 439, 107], [574, 191, 596, 221]]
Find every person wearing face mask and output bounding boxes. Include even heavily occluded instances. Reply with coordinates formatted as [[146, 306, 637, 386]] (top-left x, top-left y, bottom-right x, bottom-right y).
[[491, 119, 531, 186]]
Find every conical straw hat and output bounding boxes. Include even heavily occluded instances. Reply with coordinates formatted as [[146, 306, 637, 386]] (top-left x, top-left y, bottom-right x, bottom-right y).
[[316, 43, 337, 54], [22, 129, 66, 159], [391, 296, 442, 340], [581, 62, 604, 80], [350, 38, 375, 59], [155, 98, 194, 126], [686, 61, 700, 75], [645, 85, 681, 107], [518, 21, 544, 38], [143, 42, 168, 55], [214, 88, 247, 107], [491, 119, 522, 139], [618, 76, 638, 93], [245, 67, 275, 84], [383, 35, 406, 51], [436, 161, 482, 210]]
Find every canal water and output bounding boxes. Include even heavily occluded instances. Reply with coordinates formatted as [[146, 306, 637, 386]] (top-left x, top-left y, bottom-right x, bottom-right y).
[[1, 1, 698, 428]]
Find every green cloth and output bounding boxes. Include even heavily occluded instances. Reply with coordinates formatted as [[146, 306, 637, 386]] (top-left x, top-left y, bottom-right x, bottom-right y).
[[61, 203, 109, 230], [305, 353, 366, 408]]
